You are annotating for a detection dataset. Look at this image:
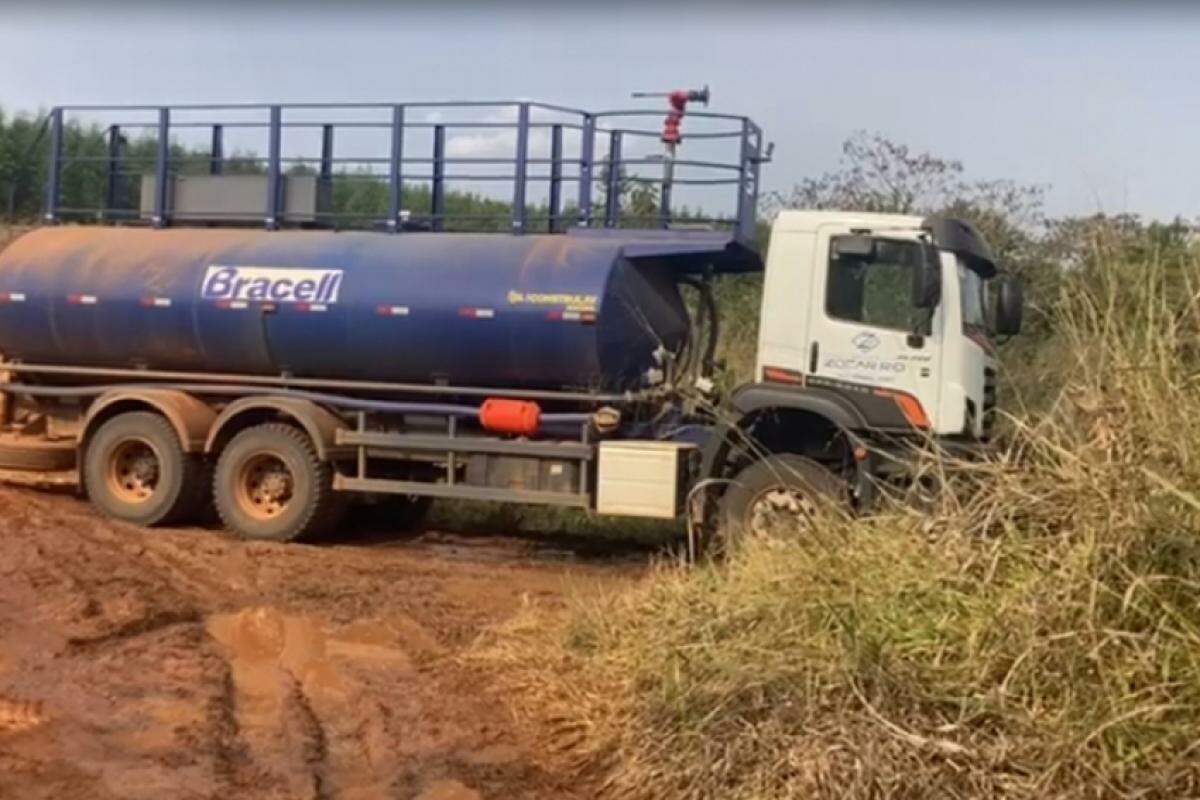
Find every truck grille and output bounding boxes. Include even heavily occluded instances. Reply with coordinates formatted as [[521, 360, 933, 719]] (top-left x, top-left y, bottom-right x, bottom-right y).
[[982, 367, 997, 435]]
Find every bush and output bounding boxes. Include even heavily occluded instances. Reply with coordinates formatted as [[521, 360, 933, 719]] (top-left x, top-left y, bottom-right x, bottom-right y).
[[475, 239, 1200, 798]]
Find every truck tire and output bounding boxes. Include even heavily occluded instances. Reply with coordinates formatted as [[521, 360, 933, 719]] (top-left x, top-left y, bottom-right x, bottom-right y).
[[213, 423, 344, 542], [83, 412, 209, 527], [719, 454, 846, 545]]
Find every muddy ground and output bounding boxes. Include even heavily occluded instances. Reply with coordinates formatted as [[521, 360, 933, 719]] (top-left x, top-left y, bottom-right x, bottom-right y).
[[0, 485, 649, 799]]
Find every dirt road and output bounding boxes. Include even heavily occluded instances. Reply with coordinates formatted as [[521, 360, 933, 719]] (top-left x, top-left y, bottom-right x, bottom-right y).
[[0, 485, 646, 799]]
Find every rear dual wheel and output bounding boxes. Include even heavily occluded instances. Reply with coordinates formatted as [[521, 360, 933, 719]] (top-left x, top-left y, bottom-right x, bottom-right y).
[[84, 412, 209, 526], [213, 423, 345, 542], [84, 415, 349, 542]]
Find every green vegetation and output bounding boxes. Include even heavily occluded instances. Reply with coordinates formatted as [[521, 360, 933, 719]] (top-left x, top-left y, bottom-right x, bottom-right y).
[[477, 232, 1200, 798], [467, 134, 1200, 798]]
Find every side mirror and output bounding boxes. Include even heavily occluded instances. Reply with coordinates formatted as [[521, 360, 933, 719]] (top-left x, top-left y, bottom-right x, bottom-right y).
[[995, 276, 1023, 336], [912, 246, 941, 309], [832, 235, 875, 260]]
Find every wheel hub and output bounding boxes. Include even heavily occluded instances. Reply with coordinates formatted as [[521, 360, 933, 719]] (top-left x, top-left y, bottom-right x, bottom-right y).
[[238, 454, 294, 519], [107, 440, 160, 503], [747, 487, 817, 538]]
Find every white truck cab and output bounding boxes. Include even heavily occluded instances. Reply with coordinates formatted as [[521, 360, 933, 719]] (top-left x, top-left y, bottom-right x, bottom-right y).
[[708, 210, 1022, 534], [756, 210, 1019, 441]]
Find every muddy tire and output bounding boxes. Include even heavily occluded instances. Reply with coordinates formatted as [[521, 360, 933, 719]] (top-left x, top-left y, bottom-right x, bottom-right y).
[[84, 412, 208, 527], [718, 454, 845, 546], [213, 423, 344, 542]]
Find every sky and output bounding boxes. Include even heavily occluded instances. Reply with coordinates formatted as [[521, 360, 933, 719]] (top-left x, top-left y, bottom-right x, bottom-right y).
[[1, 1, 1198, 222]]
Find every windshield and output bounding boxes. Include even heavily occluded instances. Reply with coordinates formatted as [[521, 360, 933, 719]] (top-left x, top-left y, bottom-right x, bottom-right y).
[[958, 258, 988, 332]]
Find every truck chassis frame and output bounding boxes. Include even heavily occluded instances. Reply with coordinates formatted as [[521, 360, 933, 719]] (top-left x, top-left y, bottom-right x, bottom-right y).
[[0, 359, 650, 516]]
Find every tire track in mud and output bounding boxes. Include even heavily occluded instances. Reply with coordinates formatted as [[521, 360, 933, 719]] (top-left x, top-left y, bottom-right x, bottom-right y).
[[201, 665, 254, 794], [0, 484, 639, 799], [281, 670, 330, 800]]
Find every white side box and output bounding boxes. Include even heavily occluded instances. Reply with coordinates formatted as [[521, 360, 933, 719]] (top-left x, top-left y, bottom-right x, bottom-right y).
[[596, 441, 695, 519]]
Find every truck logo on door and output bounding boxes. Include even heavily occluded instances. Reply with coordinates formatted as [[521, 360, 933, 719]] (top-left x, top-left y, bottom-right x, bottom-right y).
[[852, 331, 880, 353]]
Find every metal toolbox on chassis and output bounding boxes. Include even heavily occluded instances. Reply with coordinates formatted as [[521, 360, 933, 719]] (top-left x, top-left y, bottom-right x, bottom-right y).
[[596, 440, 696, 519]]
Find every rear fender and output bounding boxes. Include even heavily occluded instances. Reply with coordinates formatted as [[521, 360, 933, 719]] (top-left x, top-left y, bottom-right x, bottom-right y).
[[82, 389, 216, 454], [205, 396, 351, 462]]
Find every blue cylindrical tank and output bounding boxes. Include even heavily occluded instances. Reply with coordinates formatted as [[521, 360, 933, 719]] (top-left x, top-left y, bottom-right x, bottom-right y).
[[0, 226, 716, 392]]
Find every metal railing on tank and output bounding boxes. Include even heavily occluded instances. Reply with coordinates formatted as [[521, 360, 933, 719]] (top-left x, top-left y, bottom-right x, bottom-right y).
[[39, 99, 767, 242]]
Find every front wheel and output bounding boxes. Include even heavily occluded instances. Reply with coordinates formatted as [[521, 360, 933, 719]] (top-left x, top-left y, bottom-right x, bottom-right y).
[[718, 454, 846, 545], [213, 423, 344, 542]]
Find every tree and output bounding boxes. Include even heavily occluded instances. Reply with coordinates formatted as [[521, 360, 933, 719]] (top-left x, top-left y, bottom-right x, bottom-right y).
[[769, 131, 1046, 266], [766, 131, 1059, 345]]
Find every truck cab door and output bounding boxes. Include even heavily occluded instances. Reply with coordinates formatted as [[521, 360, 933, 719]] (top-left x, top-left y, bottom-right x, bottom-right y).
[[805, 224, 943, 429]]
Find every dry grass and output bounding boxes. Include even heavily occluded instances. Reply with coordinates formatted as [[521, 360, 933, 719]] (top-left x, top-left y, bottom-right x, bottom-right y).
[[475, 242, 1200, 798]]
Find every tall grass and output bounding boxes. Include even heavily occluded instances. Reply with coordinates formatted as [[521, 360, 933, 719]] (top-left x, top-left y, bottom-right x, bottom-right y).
[[476, 240, 1200, 798]]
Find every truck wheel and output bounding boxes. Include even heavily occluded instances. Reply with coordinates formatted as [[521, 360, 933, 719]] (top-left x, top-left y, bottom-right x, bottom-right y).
[[213, 423, 344, 542], [84, 411, 208, 527], [719, 454, 845, 544]]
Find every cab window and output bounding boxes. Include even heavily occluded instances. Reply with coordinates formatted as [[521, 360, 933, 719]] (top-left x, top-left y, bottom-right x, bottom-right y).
[[826, 238, 922, 332]]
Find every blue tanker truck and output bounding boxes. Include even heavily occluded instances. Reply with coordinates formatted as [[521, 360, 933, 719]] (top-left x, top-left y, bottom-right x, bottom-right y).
[[0, 98, 1021, 546]]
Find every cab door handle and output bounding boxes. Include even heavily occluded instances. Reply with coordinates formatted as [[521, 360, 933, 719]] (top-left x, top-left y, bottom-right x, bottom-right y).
[[809, 342, 819, 373]]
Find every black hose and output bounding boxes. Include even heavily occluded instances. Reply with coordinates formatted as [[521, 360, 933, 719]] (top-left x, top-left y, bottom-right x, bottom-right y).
[[2, 382, 594, 424], [679, 276, 720, 379]]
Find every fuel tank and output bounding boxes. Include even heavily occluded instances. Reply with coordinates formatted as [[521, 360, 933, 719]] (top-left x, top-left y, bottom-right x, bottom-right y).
[[0, 226, 755, 392]]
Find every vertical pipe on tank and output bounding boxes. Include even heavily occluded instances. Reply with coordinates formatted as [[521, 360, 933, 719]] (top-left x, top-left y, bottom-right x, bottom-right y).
[[265, 105, 282, 230], [577, 113, 595, 228], [659, 142, 674, 230], [548, 124, 562, 233], [319, 124, 334, 226], [43, 108, 64, 224], [604, 130, 623, 229], [388, 105, 405, 232], [431, 124, 445, 232], [735, 117, 755, 242], [319, 125, 334, 178], [748, 124, 765, 242], [209, 124, 224, 176], [576, 112, 595, 226], [104, 125, 124, 220], [512, 102, 530, 234], [153, 107, 171, 229]]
